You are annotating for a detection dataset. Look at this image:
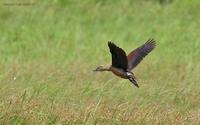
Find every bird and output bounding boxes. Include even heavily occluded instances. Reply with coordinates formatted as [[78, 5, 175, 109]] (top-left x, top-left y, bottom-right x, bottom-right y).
[[94, 39, 156, 88]]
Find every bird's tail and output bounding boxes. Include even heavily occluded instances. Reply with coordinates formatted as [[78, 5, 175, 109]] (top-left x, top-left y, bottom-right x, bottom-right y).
[[129, 77, 139, 88]]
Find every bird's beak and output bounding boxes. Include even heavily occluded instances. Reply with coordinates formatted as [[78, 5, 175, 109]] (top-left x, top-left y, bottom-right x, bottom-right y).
[[93, 68, 98, 72], [129, 78, 139, 88]]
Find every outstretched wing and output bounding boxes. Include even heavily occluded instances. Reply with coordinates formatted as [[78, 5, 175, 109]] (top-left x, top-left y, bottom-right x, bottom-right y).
[[127, 39, 156, 71], [108, 41, 128, 71]]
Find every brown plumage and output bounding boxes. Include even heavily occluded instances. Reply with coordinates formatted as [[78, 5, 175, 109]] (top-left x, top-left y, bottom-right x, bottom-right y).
[[94, 39, 156, 88], [127, 39, 156, 71]]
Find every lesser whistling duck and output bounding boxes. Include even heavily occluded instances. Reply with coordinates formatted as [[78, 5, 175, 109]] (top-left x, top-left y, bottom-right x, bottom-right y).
[[94, 39, 156, 88]]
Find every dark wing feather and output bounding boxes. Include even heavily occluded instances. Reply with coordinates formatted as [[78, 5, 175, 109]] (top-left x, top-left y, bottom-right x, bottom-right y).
[[108, 41, 128, 71], [127, 39, 156, 71]]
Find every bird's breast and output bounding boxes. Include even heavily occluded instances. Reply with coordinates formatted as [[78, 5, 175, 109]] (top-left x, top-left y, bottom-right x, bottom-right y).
[[110, 67, 128, 79]]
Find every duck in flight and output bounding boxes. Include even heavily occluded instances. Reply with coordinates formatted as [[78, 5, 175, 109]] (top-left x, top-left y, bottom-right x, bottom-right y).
[[94, 39, 156, 88]]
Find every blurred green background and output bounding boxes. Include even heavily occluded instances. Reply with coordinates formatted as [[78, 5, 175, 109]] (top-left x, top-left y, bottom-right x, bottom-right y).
[[0, 0, 199, 124]]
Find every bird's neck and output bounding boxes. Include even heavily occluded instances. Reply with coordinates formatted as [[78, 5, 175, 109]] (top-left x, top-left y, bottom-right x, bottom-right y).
[[98, 66, 110, 71], [101, 67, 110, 71]]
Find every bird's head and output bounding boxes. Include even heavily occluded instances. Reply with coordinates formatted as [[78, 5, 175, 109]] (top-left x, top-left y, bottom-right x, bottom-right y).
[[94, 65, 103, 71]]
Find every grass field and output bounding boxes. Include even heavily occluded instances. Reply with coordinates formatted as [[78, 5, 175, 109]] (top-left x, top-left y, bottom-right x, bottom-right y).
[[0, 0, 200, 124]]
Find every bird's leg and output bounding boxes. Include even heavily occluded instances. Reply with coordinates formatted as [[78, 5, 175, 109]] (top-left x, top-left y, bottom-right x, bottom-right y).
[[129, 77, 139, 88], [126, 72, 139, 88]]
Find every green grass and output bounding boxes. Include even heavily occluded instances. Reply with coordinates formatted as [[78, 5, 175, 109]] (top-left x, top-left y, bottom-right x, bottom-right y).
[[0, 0, 200, 124]]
